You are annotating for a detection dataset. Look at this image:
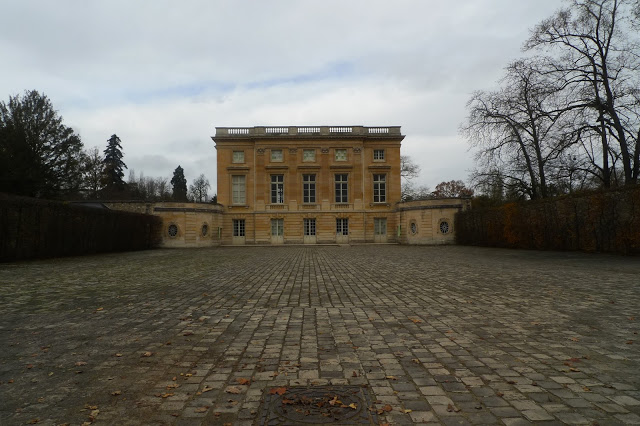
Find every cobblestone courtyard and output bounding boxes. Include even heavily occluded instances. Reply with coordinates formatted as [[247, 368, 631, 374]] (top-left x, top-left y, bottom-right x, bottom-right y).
[[1, 246, 639, 425]]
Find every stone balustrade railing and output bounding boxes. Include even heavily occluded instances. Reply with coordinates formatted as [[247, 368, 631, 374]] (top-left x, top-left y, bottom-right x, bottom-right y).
[[215, 126, 402, 137]]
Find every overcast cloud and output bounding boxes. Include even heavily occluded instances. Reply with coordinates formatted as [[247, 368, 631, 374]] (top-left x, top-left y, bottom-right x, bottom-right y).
[[0, 0, 562, 192]]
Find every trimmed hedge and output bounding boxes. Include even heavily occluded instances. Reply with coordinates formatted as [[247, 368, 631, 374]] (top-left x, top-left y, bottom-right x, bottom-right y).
[[0, 193, 163, 262], [455, 186, 640, 255]]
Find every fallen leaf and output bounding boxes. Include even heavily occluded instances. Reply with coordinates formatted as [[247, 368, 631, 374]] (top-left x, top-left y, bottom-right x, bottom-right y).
[[28, 419, 39, 424], [570, 367, 580, 372], [114, 353, 122, 357], [570, 337, 580, 342], [236, 378, 251, 385], [382, 404, 392, 412], [26, 364, 34, 369], [141, 351, 153, 357], [282, 398, 295, 405], [385, 376, 397, 380], [583, 386, 591, 392], [352, 371, 359, 377], [194, 406, 208, 413], [75, 361, 87, 367], [84, 404, 98, 410], [225, 386, 242, 394], [111, 390, 121, 396], [349, 403, 357, 409], [328, 396, 342, 406], [95, 307, 104, 312], [183, 331, 194, 336], [412, 359, 420, 364], [627, 340, 634, 345], [200, 385, 213, 393], [166, 383, 180, 389], [409, 318, 422, 324], [403, 409, 412, 413], [269, 387, 287, 395], [447, 403, 460, 412]]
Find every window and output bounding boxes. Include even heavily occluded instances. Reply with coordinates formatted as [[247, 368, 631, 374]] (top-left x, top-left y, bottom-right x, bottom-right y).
[[271, 149, 283, 162], [334, 149, 347, 161], [233, 219, 245, 237], [303, 149, 316, 162], [231, 175, 246, 204], [440, 221, 450, 234], [335, 174, 348, 203], [410, 222, 418, 234], [374, 218, 387, 235], [304, 218, 316, 236], [168, 224, 178, 237], [336, 218, 349, 235], [373, 149, 385, 161], [271, 219, 284, 236], [303, 174, 316, 203], [271, 175, 284, 203], [232, 151, 245, 163], [373, 174, 386, 203]]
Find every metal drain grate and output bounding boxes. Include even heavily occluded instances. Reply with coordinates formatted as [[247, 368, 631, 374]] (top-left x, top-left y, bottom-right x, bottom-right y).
[[258, 385, 378, 425]]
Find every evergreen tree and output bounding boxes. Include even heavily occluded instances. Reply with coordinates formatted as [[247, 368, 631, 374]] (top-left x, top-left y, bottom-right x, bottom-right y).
[[102, 134, 126, 191], [171, 165, 188, 201], [0, 90, 84, 198]]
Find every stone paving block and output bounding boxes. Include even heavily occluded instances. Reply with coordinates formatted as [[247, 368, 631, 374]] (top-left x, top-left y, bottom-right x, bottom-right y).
[[2, 246, 639, 425]]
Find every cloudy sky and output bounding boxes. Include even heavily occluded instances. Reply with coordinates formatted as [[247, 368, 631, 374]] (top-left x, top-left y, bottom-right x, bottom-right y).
[[0, 0, 562, 193]]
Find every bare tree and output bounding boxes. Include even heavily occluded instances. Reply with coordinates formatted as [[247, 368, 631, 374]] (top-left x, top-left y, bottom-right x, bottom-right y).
[[462, 59, 567, 199], [189, 174, 210, 203], [81, 146, 104, 199], [525, 0, 640, 185]]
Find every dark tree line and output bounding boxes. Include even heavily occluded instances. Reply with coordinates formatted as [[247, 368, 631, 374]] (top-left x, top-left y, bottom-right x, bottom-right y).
[[0, 90, 212, 202], [462, 0, 640, 200]]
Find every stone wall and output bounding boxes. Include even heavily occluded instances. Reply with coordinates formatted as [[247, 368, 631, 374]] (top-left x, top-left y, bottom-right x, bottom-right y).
[[397, 198, 470, 245]]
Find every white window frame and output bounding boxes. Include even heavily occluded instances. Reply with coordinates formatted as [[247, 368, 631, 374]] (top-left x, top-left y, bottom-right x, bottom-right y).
[[336, 218, 349, 235], [373, 174, 386, 203], [271, 218, 284, 236], [271, 174, 284, 204], [231, 175, 246, 205], [334, 149, 347, 161], [374, 218, 387, 235], [335, 174, 348, 203], [271, 149, 283, 162], [304, 218, 316, 236], [232, 150, 245, 163], [303, 174, 316, 204], [303, 149, 316, 162], [233, 219, 245, 237]]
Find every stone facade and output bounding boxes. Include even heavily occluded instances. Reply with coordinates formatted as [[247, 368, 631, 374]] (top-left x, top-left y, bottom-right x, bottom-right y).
[[214, 126, 403, 244], [104, 125, 469, 246]]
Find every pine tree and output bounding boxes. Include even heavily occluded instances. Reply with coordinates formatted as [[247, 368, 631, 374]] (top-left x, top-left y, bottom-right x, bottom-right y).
[[171, 165, 188, 201], [102, 134, 127, 191]]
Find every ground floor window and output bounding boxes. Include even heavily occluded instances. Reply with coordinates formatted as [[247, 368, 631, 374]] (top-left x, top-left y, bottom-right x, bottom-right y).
[[304, 218, 316, 236], [336, 218, 349, 235], [374, 218, 387, 235], [271, 218, 284, 236], [233, 219, 245, 237]]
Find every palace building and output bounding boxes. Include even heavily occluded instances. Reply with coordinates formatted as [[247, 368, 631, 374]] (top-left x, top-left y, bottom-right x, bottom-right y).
[[214, 125, 403, 244], [102, 125, 469, 246]]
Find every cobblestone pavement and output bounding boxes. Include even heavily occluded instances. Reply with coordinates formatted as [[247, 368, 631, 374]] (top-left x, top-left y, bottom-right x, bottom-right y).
[[1, 246, 639, 425]]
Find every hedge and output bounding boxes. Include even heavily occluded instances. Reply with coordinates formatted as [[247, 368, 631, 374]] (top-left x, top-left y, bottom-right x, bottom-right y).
[[0, 193, 163, 262], [455, 186, 640, 255]]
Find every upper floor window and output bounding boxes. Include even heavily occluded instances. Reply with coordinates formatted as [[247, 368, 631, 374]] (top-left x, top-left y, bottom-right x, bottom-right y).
[[271, 149, 283, 162], [303, 174, 316, 203], [232, 175, 246, 204], [335, 174, 348, 203], [232, 151, 245, 163], [271, 175, 284, 203], [303, 149, 316, 162], [373, 149, 385, 161], [373, 174, 386, 203], [334, 149, 347, 162]]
